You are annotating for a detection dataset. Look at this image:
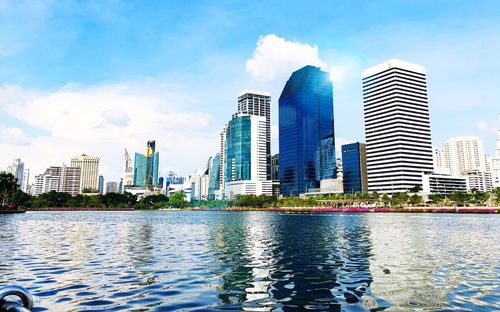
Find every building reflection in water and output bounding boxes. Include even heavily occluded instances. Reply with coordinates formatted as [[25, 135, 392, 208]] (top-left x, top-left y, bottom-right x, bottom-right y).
[[210, 212, 379, 311]]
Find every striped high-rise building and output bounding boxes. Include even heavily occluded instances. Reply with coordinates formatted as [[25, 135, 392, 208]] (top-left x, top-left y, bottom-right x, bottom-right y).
[[237, 90, 271, 180], [362, 59, 434, 194], [70, 154, 100, 193]]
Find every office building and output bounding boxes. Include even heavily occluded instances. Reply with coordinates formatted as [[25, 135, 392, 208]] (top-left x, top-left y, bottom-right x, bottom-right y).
[[421, 173, 467, 195], [492, 114, 500, 188], [362, 59, 434, 194], [106, 181, 118, 193], [237, 90, 271, 179], [6, 158, 24, 187], [98, 175, 104, 194], [133, 140, 159, 188], [342, 142, 368, 193], [224, 113, 272, 198], [71, 154, 100, 192], [279, 65, 336, 196]]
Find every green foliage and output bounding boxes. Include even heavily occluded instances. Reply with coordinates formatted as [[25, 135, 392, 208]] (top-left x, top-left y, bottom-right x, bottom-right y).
[[232, 194, 277, 208], [135, 194, 169, 210], [169, 192, 189, 208], [82, 188, 99, 194], [380, 194, 390, 207], [390, 192, 409, 208], [0, 172, 18, 207], [409, 185, 423, 194]]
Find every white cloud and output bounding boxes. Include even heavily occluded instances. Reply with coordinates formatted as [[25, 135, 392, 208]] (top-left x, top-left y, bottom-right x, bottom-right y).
[[0, 82, 220, 181], [0, 126, 30, 145], [246, 34, 327, 82]]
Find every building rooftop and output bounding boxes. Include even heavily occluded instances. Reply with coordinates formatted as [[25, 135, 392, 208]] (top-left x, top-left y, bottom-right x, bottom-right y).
[[362, 58, 426, 78], [238, 89, 271, 97]]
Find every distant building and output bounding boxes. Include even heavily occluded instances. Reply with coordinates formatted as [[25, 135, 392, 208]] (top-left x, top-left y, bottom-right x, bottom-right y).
[[279, 65, 336, 196], [106, 181, 118, 194], [30, 164, 80, 196], [21, 169, 30, 193], [98, 175, 104, 194], [362, 59, 434, 194], [421, 173, 467, 195], [492, 114, 500, 188], [219, 124, 228, 197], [464, 169, 493, 193], [71, 154, 100, 192], [122, 149, 134, 190], [133, 140, 159, 188], [7, 158, 24, 187], [342, 142, 368, 193], [207, 154, 221, 200], [443, 136, 487, 176]]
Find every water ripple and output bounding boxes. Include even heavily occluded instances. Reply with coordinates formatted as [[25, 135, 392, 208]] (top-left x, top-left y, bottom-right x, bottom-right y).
[[0, 211, 498, 311]]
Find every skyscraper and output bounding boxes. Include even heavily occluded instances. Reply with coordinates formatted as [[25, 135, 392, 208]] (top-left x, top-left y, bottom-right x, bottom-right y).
[[133, 140, 159, 188], [278, 65, 335, 196], [224, 113, 272, 198], [237, 90, 271, 179], [342, 142, 368, 193], [362, 59, 433, 194], [70, 154, 100, 192]]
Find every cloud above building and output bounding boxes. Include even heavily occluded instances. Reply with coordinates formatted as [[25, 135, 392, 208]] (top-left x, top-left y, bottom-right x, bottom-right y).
[[0, 82, 219, 180], [246, 34, 327, 82]]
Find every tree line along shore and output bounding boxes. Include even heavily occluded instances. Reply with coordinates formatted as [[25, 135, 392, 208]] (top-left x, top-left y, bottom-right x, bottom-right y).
[[2, 172, 500, 212]]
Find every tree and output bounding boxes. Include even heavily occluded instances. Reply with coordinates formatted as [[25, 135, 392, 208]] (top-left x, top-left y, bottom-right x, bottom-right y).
[[0, 172, 18, 207], [11, 190, 31, 208], [169, 192, 189, 208], [381, 194, 390, 207], [409, 194, 423, 206], [409, 185, 423, 194]]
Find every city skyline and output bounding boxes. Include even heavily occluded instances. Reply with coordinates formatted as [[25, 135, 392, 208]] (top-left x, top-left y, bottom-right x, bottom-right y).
[[1, 1, 500, 182]]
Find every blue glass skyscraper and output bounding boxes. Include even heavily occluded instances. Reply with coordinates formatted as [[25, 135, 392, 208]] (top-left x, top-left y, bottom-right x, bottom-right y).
[[133, 140, 159, 188], [279, 65, 335, 196], [342, 142, 368, 193]]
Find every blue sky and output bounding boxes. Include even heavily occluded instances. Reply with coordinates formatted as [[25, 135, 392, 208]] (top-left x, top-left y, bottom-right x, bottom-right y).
[[1, 0, 499, 181]]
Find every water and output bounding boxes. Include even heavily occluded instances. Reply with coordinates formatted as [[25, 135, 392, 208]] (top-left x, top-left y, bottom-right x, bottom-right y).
[[0, 211, 498, 311]]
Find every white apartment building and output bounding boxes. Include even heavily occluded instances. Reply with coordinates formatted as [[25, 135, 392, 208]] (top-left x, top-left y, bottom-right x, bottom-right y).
[[493, 114, 500, 188], [362, 59, 434, 194], [464, 169, 493, 193], [32, 174, 60, 196], [70, 154, 100, 193], [443, 136, 486, 176], [219, 124, 228, 197]]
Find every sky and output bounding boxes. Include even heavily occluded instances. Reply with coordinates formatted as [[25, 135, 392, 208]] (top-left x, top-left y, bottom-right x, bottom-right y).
[[1, 0, 499, 182]]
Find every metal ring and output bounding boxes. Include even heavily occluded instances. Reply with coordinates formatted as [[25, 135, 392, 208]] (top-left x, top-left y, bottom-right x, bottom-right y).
[[0, 286, 33, 310]]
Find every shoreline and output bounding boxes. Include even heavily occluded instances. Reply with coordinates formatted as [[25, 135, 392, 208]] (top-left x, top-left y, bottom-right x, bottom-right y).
[[13, 207, 499, 214]]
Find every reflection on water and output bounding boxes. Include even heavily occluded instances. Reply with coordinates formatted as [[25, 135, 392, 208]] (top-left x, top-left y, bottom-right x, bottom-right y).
[[0, 211, 498, 311]]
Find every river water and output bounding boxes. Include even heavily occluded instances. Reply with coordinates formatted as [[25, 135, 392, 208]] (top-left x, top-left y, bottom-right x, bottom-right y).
[[0, 211, 498, 311]]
